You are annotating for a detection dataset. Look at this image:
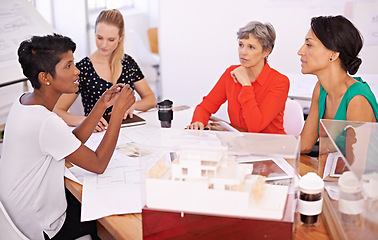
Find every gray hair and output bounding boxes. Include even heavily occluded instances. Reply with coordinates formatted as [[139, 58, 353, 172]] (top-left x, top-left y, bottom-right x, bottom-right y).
[[237, 21, 276, 59]]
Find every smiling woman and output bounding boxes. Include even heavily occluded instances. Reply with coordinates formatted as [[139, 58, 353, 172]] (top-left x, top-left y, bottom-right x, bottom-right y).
[[188, 21, 290, 134]]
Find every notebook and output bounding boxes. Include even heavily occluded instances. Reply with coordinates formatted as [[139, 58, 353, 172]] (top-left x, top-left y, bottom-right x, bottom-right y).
[[103, 114, 146, 128]]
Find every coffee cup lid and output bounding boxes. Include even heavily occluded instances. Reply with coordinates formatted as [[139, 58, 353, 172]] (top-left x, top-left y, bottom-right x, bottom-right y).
[[338, 171, 361, 193], [299, 172, 324, 194], [158, 99, 173, 106]]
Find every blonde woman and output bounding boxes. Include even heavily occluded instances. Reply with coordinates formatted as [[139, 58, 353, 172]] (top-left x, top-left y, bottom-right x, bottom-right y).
[[54, 9, 156, 131]]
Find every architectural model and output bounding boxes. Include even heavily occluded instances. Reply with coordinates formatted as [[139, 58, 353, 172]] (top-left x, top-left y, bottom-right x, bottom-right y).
[[145, 150, 290, 220]]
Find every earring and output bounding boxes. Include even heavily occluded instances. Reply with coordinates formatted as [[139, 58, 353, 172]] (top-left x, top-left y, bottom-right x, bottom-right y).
[[330, 58, 333, 61], [47, 82, 50, 86]]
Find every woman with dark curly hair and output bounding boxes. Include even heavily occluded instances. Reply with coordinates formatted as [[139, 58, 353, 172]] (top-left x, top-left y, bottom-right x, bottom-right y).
[[299, 15, 378, 153]]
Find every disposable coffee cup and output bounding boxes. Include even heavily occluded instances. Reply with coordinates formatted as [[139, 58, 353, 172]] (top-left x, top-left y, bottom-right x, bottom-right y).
[[338, 171, 364, 225], [297, 172, 324, 225], [157, 99, 173, 128]]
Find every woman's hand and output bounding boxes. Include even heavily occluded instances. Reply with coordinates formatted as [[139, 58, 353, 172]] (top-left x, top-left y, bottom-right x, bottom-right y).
[[99, 83, 126, 109], [95, 84, 134, 131], [112, 84, 136, 116], [87, 84, 124, 133], [94, 117, 108, 132], [230, 66, 252, 86], [123, 103, 136, 119], [187, 121, 205, 130]]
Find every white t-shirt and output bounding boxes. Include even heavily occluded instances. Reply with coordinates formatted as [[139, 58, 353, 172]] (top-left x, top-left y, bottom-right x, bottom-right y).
[[0, 96, 81, 240]]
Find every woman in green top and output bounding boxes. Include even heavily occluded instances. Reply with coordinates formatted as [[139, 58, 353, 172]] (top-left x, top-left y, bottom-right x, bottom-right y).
[[298, 15, 378, 154]]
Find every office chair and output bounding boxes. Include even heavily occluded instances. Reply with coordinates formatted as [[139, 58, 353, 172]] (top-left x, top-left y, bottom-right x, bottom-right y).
[[147, 27, 158, 54], [0, 200, 29, 240], [283, 98, 305, 136], [127, 29, 162, 101], [128, 29, 160, 67], [0, 200, 93, 240]]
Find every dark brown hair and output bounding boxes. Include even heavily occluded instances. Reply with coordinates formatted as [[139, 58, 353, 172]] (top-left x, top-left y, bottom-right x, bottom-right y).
[[311, 15, 363, 75]]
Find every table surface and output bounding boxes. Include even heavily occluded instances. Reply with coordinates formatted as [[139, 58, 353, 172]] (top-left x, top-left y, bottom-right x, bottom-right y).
[[65, 154, 330, 240], [64, 108, 330, 240]]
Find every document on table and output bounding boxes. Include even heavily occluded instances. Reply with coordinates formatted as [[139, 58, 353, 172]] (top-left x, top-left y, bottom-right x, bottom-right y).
[[79, 145, 164, 221], [124, 127, 228, 151], [81, 166, 144, 221], [83, 130, 105, 150], [64, 126, 166, 221]]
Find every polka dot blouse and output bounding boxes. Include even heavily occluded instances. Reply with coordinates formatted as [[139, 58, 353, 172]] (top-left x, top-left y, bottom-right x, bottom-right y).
[[76, 54, 144, 116]]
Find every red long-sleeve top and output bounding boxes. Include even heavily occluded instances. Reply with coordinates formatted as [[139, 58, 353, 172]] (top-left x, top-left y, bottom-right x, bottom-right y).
[[191, 63, 290, 134]]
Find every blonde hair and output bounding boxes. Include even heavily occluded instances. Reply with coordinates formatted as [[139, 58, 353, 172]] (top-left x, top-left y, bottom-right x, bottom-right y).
[[95, 9, 125, 84]]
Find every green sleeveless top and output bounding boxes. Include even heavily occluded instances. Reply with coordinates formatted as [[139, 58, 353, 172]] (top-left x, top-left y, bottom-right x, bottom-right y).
[[319, 77, 378, 121], [319, 77, 378, 157]]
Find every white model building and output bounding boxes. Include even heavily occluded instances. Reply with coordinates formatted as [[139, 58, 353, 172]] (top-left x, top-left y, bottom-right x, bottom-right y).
[[145, 150, 290, 220]]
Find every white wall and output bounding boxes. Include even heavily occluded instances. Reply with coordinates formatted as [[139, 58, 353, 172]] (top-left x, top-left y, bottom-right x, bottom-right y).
[[159, 0, 378, 120], [52, 0, 88, 61], [50, 0, 158, 62], [1, 0, 377, 125], [0, 0, 55, 124]]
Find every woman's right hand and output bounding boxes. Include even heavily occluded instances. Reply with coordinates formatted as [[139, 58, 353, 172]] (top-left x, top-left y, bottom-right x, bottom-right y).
[[113, 84, 136, 116], [99, 83, 126, 109], [230, 66, 252, 86], [187, 121, 205, 130]]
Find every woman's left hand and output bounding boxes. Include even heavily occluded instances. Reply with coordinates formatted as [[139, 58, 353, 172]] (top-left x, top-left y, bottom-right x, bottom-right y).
[[123, 103, 136, 119], [230, 66, 251, 86], [108, 101, 136, 119], [94, 117, 108, 132]]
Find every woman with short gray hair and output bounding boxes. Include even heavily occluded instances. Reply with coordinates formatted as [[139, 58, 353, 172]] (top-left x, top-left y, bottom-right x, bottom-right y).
[[188, 21, 289, 134], [237, 21, 276, 61]]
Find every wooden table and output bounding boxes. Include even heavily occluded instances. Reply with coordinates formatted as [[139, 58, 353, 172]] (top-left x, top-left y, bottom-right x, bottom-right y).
[[65, 154, 330, 240]]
